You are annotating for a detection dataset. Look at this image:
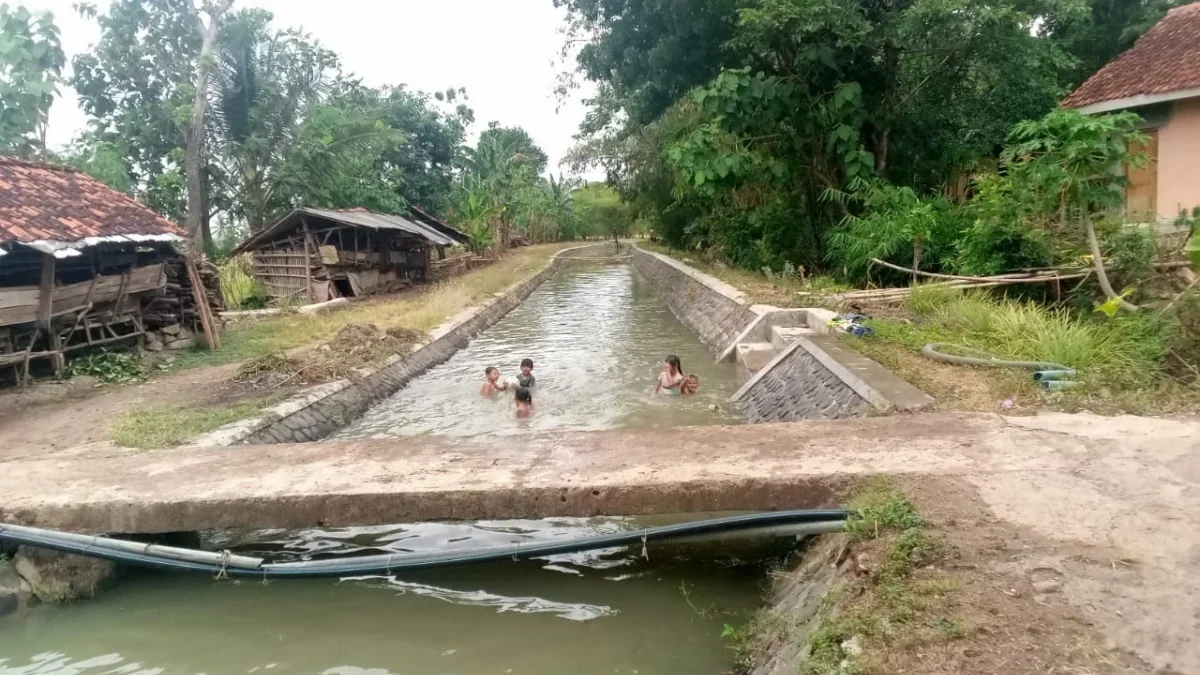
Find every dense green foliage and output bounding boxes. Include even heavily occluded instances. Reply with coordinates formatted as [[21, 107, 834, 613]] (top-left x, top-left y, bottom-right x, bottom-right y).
[[2, 1, 591, 257], [0, 3, 64, 157], [560, 0, 1184, 279]]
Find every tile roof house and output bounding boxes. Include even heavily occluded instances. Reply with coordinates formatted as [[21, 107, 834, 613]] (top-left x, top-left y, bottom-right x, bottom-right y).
[[0, 157, 183, 259], [1063, 3, 1200, 222], [0, 157, 214, 383]]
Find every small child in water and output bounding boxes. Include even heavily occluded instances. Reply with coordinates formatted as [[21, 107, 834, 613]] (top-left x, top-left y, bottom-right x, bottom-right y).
[[514, 385, 533, 417], [680, 373, 700, 395], [480, 366, 509, 396], [517, 358, 536, 388]]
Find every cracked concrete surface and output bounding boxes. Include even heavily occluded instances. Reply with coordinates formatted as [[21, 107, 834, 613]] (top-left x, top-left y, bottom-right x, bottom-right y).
[[0, 411, 1197, 671]]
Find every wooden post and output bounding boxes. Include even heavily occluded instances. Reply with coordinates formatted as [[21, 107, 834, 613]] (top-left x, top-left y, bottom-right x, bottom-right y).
[[36, 253, 64, 375], [301, 217, 316, 304]]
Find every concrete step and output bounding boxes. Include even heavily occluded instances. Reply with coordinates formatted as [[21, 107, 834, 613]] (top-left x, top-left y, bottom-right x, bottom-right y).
[[771, 325, 815, 352], [736, 342, 779, 374]]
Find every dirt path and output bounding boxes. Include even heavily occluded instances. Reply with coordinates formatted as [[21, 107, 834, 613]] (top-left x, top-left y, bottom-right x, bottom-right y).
[[0, 411, 1197, 671], [0, 364, 243, 459]]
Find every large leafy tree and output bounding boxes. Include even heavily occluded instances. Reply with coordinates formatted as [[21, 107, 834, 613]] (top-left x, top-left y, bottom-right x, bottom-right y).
[[564, 0, 1081, 271], [0, 4, 64, 158], [72, 0, 199, 219]]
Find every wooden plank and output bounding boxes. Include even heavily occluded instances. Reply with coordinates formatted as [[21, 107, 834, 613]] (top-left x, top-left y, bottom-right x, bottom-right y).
[[185, 254, 221, 350], [301, 217, 315, 303], [0, 287, 40, 311], [36, 254, 54, 329]]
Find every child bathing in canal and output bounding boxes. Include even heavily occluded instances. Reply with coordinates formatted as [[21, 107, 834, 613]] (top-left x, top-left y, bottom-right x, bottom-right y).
[[480, 366, 509, 396], [514, 386, 533, 417], [655, 355, 700, 396], [517, 358, 536, 388], [655, 355, 685, 395]]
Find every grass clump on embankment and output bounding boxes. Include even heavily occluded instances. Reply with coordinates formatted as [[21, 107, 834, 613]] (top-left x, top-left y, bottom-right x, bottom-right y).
[[112, 400, 273, 449], [168, 243, 576, 372], [800, 480, 951, 675], [853, 286, 1197, 414]]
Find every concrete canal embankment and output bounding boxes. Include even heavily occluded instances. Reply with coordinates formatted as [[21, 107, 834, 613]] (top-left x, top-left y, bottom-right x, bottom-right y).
[[630, 246, 933, 419]]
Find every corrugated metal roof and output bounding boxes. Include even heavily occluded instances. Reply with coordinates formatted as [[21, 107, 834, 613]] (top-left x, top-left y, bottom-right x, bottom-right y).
[[0, 156, 185, 255], [232, 207, 460, 254]]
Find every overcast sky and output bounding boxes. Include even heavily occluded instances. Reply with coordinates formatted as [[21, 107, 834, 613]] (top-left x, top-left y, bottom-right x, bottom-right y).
[[21, 0, 599, 178]]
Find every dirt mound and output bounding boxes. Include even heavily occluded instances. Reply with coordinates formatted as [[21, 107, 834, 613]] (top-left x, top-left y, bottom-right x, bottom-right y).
[[234, 324, 423, 387], [324, 324, 422, 361]]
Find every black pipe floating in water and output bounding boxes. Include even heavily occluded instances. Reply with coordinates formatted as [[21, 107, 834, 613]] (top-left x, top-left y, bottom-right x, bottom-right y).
[[0, 510, 848, 579]]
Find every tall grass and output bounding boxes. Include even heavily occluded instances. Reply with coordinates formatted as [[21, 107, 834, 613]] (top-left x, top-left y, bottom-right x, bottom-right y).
[[900, 289, 1167, 383]]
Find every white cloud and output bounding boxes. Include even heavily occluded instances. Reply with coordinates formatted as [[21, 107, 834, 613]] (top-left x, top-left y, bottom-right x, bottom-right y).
[[25, 0, 600, 178]]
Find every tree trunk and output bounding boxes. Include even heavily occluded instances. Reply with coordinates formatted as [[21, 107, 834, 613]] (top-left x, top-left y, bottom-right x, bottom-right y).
[[184, 0, 235, 253], [875, 126, 890, 174], [912, 239, 922, 284], [1086, 218, 1138, 312]]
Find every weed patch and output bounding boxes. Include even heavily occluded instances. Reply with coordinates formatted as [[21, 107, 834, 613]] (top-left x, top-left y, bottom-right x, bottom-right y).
[[112, 401, 270, 449], [65, 351, 145, 384]]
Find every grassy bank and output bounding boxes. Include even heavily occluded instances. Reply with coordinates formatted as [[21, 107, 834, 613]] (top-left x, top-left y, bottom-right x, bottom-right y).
[[112, 400, 275, 449], [852, 287, 1198, 414], [643, 243, 1198, 414], [729, 479, 1124, 675], [170, 243, 576, 371]]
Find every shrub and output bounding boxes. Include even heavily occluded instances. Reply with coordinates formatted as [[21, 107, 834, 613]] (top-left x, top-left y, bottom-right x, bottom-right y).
[[65, 350, 144, 384], [218, 255, 267, 310]]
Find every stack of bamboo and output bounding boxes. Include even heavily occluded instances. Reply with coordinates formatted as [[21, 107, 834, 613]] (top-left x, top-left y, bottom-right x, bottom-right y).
[[796, 259, 1091, 304]]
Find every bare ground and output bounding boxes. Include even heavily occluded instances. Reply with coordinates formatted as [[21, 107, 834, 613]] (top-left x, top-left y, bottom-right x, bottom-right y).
[[0, 364, 252, 458]]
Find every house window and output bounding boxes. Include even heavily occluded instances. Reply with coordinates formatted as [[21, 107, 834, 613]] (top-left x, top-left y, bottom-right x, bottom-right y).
[[1125, 130, 1158, 223]]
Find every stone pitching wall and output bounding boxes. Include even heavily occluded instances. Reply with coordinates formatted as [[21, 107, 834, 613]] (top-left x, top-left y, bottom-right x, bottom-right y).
[[198, 245, 612, 446], [736, 342, 869, 422], [630, 247, 757, 353]]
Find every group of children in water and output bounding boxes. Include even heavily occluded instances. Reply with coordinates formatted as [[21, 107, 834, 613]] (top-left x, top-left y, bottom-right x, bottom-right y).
[[480, 354, 700, 417]]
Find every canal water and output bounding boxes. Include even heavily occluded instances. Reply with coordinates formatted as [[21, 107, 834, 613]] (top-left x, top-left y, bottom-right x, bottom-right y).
[[336, 261, 742, 439], [0, 260, 767, 675], [0, 518, 776, 674]]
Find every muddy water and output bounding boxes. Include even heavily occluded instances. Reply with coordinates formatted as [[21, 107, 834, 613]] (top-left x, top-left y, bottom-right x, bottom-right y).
[[0, 518, 773, 674], [335, 262, 742, 439]]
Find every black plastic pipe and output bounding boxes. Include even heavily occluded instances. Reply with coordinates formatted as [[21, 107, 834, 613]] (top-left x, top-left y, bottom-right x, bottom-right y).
[[0, 509, 848, 579]]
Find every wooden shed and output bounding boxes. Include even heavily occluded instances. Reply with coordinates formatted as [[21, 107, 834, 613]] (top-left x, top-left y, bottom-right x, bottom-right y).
[[0, 157, 219, 383], [231, 207, 469, 305]]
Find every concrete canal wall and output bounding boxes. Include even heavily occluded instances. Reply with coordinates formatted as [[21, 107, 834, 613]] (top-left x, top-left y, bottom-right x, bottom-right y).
[[630, 247, 758, 352], [630, 245, 931, 418]]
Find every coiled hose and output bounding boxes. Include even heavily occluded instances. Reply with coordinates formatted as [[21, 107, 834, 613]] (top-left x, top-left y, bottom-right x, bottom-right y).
[[0, 509, 848, 579]]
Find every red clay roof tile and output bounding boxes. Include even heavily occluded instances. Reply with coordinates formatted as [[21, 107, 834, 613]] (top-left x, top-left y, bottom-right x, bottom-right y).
[[0, 156, 183, 248], [1063, 3, 1200, 109]]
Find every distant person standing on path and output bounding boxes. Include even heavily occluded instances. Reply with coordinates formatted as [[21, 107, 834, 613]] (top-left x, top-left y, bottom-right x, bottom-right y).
[[655, 355, 685, 395]]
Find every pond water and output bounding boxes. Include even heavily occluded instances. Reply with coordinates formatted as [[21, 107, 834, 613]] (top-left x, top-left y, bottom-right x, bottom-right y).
[[335, 261, 742, 439], [0, 518, 777, 675]]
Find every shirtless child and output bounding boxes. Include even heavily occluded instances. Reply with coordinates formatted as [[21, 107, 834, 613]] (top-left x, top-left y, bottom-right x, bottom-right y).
[[480, 366, 509, 396]]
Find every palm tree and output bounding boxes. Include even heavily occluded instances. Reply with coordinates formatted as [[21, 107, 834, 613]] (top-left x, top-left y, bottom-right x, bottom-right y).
[[210, 11, 334, 230]]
